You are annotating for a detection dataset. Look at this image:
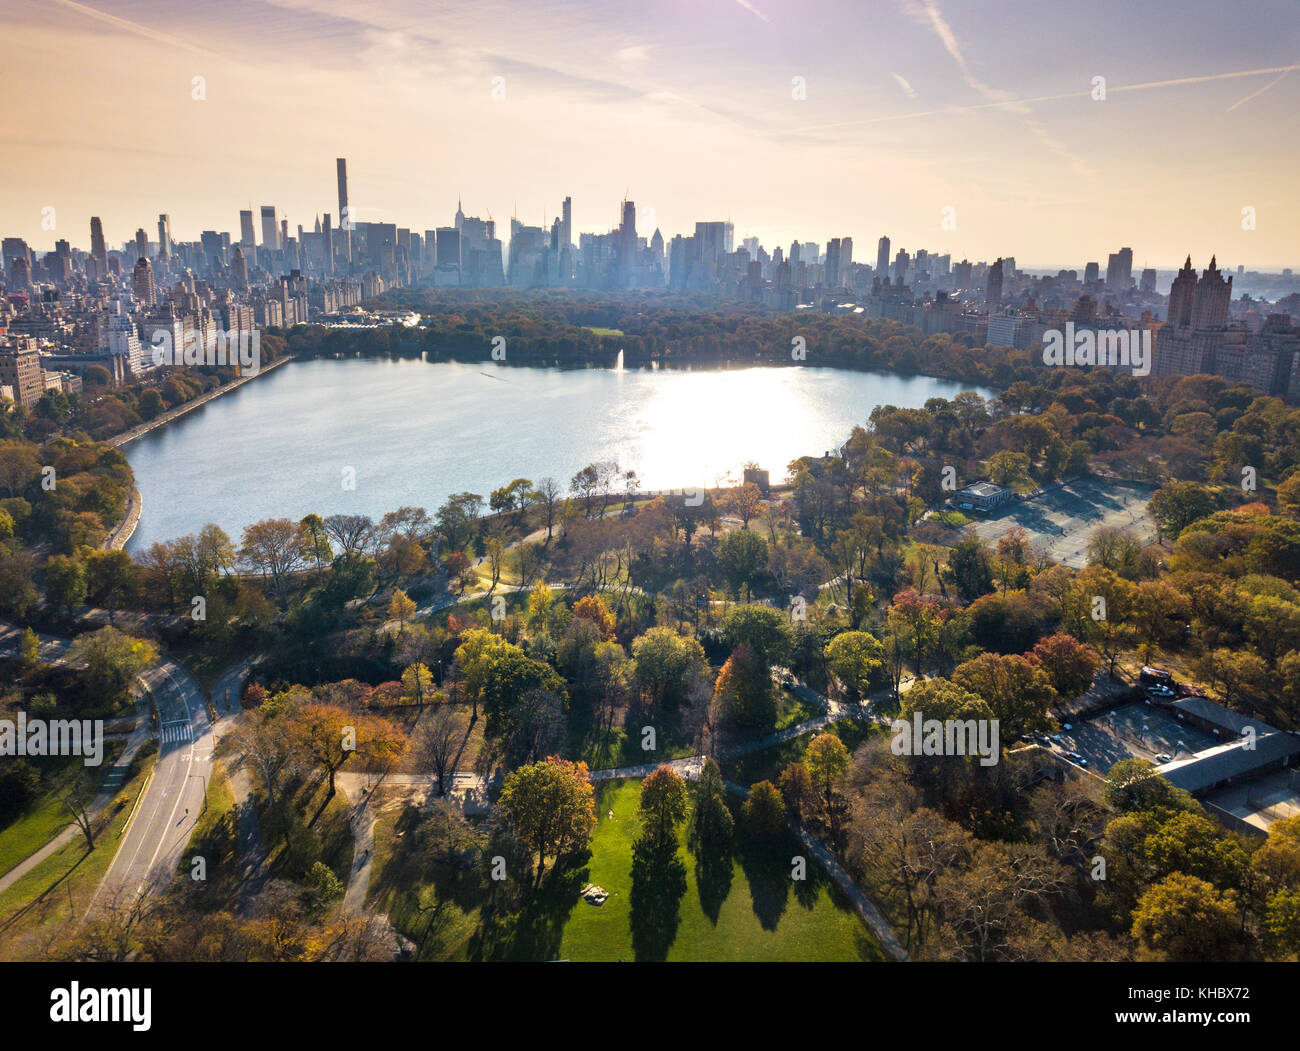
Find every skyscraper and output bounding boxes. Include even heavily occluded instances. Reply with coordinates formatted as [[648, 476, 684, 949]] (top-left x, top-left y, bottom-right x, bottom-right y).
[[986, 257, 1004, 307], [336, 158, 351, 263], [157, 214, 172, 259], [1105, 246, 1133, 291], [132, 256, 156, 306], [876, 235, 890, 277], [239, 209, 256, 247], [1154, 256, 1234, 378], [90, 216, 107, 270], [260, 206, 280, 253]]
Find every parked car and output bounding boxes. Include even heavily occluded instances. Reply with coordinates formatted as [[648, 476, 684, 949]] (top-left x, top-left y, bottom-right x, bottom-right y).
[[1155, 753, 1173, 764], [1061, 722, 1073, 731]]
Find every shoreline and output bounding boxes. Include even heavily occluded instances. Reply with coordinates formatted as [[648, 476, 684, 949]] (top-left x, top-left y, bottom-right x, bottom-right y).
[[102, 486, 141, 552], [105, 354, 294, 450]]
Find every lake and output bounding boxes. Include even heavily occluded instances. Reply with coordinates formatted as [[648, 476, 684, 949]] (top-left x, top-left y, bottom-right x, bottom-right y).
[[124, 357, 989, 551]]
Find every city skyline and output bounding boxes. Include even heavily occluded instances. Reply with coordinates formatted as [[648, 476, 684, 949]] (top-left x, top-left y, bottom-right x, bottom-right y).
[[2, 0, 1298, 267]]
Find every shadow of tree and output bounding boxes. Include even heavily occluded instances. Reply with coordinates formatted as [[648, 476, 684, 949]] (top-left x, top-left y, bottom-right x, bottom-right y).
[[733, 828, 792, 931], [629, 834, 686, 961], [693, 838, 734, 925], [470, 856, 589, 962]]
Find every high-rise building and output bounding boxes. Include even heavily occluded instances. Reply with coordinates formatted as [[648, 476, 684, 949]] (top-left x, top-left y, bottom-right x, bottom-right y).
[[1084, 261, 1100, 285], [132, 257, 156, 306], [157, 214, 172, 259], [239, 210, 256, 247], [986, 257, 1004, 307], [1140, 268, 1157, 295], [336, 158, 351, 263], [876, 236, 890, 277], [1105, 246, 1133, 291], [1153, 256, 1235, 378], [260, 206, 279, 253], [90, 217, 107, 270], [0, 340, 45, 408]]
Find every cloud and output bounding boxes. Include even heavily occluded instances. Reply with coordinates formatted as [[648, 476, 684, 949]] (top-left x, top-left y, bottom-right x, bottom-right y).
[[734, 0, 771, 24], [891, 72, 918, 99]]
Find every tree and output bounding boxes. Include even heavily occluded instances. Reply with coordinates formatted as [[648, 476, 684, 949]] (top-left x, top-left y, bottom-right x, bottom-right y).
[[638, 766, 689, 848], [777, 762, 814, 823], [44, 553, 86, 614], [1148, 481, 1216, 541], [721, 482, 763, 529], [496, 757, 596, 885], [415, 703, 469, 797], [631, 627, 708, 712], [436, 492, 484, 551], [388, 589, 417, 631], [19, 626, 40, 666], [454, 629, 563, 737], [287, 703, 407, 799], [717, 528, 768, 599], [1030, 633, 1101, 702], [824, 630, 886, 701], [1130, 873, 1244, 962], [400, 662, 434, 710], [744, 781, 786, 839], [82, 549, 138, 622], [712, 643, 777, 729], [322, 514, 374, 559], [945, 533, 995, 602], [571, 593, 615, 639], [530, 477, 563, 544], [239, 518, 308, 612], [953, 651, 1056, 738], [987, 450, 1032, 489], [1129, 579, 1189, 662], [65, 627, 157, 709], [56, 772, 99, 850], [689, 758, 734, 853], [722, 603, 794, 667], [805, 733, 849, 819]]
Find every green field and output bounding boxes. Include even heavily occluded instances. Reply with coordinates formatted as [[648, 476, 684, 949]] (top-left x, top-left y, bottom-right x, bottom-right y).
[[585, 326, 625, 337], [556, 779, 881, 962]]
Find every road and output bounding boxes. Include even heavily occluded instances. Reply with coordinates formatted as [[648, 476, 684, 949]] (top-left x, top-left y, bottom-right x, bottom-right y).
[[92, 657, 213, 907]]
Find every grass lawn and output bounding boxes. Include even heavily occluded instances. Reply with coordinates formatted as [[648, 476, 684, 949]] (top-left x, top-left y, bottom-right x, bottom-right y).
[[585, 327, 624, 337], [0, 752, 156, 958], [555, 779, 881, 962], [0, 743, 126, 878]]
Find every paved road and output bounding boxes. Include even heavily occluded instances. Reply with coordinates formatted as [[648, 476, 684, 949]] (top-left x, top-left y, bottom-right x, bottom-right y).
[[93, 658, 213, 907]]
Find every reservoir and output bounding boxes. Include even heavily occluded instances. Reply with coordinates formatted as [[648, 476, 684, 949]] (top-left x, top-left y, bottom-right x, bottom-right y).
[[124, 357, 990, 550]]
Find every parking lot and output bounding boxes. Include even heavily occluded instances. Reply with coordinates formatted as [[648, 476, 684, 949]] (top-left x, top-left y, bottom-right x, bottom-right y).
[[970, 477, 1157, 569], [1048, 701, 1221, 773]]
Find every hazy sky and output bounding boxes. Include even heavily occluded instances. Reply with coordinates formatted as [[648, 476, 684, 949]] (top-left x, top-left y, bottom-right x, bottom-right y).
[[4, 0, 1298, 268]]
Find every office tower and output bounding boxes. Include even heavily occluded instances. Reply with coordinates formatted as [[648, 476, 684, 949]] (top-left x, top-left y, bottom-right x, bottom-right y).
[[876, 236, 890, 276], [986, 257, 1004, 307], [952, 258, 972, 288], [336, 158, 351, 263], [619, 200, 637, 282], [201, 231, 224, 267], [825, 238, 842, 288], [231, 246, 249, 290], [280, 218, 289, 255], [134, 228, 149, 262], [1084, 261, 1100, 285], [1105, 246, 1133, 291], [260, 206, 279, 253], [1140, 268, 1157, 295], [893, 248, 909, 284], [7, 256, 31, 291], [132, 256, 156, 306], [90, 217, 107, 269], [239, 209, 256, 246], [157, 214, 171, 258], [561, 196, 572, 249]]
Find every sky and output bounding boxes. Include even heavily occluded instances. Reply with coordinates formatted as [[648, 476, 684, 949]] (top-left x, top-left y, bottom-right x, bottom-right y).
[[2, 0, 1298, 269]]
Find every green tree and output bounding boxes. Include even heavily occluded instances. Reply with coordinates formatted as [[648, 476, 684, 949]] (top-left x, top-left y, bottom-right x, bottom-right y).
[[44, 553, 86, 614], [744, 780, 786, 839], [638, 765, 689, 847], [689, 758, 734, 853], [497, 757, 596, 885], [824, 630, 886, 701], [717, 528, 768, 599], [65, 627, 157, 709], [1130, 873, 1244, 962]]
